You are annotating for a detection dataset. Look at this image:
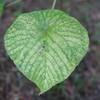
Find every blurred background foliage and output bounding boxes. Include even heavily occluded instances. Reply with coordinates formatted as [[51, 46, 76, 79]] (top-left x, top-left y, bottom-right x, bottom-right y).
[[0, 0, 100, 100], [0, 0, 4, 16]]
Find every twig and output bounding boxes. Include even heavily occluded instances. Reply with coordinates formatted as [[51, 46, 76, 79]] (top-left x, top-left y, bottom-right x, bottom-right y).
[[6, 0, 22, 7]]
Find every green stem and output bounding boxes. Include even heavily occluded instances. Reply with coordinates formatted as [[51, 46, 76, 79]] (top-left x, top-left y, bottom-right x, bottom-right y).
[[52, 0, 57, 9]]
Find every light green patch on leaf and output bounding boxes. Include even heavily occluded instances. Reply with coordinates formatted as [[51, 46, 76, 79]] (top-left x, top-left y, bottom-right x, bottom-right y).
[[0, 0, 4, 16], [4, 9, 89, 94]]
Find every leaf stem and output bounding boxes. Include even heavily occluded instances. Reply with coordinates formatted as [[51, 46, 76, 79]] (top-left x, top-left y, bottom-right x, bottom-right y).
[[52, 0, 57, 9]]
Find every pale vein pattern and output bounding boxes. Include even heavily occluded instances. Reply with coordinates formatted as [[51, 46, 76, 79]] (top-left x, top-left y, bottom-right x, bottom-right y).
[[4, 10, 89, 93]]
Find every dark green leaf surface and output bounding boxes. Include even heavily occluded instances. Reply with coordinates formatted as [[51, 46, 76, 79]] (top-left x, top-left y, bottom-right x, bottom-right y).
[[4, 9, 89, 94]]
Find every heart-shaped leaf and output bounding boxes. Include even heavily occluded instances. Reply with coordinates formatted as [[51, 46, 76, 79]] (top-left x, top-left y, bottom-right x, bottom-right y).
[[4, 10, 89, 94]]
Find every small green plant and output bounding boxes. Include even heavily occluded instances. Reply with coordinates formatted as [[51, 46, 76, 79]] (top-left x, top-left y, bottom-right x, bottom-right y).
[[4, 0, 89, 94]]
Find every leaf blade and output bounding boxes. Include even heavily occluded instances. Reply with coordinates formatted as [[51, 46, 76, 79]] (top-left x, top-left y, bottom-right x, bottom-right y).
[[4, 9, 89, 93]]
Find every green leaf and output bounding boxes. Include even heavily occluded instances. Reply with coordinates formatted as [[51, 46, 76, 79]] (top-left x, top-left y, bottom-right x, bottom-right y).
[[4, 9, 89, 94], [0, 0, 4, 16]]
